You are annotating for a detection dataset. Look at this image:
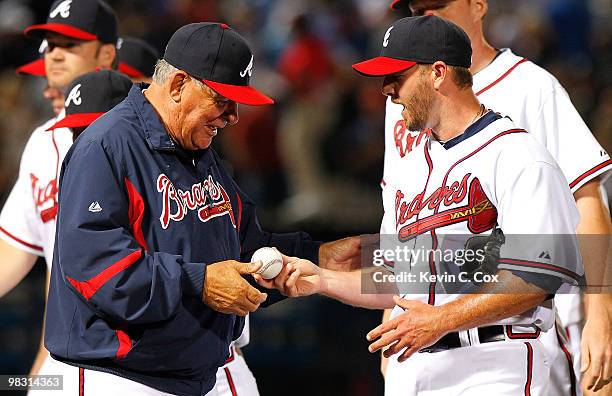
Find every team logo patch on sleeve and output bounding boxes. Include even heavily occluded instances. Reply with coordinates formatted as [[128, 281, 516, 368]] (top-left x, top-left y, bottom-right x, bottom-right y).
[[157, 174, 236, 229]]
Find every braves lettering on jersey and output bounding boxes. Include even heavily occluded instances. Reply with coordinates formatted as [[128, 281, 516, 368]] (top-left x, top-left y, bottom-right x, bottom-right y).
[[45, 84, 320, 396], [0, 113, 72, 268]]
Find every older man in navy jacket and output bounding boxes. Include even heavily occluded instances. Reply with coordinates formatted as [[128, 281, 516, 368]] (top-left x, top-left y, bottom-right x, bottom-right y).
[[45, 23, 360, 396]]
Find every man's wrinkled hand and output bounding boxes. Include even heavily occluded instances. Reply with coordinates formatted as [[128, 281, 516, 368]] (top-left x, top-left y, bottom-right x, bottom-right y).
[[203, 260, 267, 316]]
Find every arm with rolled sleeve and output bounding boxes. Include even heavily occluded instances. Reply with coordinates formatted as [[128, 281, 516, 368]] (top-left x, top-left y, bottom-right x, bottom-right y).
[[55, 140, 204, 324]]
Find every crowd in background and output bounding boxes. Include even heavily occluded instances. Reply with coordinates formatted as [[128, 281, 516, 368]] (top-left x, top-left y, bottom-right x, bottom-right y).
[[0, 0, 610, 395]]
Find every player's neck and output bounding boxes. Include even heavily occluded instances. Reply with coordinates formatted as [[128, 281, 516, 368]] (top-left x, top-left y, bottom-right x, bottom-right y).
[[430, 93, 482, 143], [469, 33, 498, 75]]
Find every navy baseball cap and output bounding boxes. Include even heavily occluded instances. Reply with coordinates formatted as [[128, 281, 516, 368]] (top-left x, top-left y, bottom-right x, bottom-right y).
[[24, 0, 118, 44], [163, 23, 274, 106], [352, 16, 472, 76], [117, 37, 160, 79], [390, 0, 412, 11], [16, 40, 48, 77], [47, 70, 132, 130]]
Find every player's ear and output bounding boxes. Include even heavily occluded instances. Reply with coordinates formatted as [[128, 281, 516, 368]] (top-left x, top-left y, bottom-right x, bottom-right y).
[[471, 0, 488, 21], [431, 61, 448, 91], [96, 44, 116, 69], [168, 71, 189, 103]]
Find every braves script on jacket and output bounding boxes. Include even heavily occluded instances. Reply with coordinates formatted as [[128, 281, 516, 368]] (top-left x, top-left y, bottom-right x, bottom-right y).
[[45, 85, 319, 396]]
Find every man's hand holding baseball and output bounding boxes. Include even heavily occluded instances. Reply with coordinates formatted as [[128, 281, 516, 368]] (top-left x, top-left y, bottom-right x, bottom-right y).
[[204, 260, 268, 316], [254, 254, 323, 297]]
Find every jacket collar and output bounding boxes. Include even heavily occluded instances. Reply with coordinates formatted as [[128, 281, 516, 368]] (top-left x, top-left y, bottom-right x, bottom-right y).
[[127, 83, 180, 152]]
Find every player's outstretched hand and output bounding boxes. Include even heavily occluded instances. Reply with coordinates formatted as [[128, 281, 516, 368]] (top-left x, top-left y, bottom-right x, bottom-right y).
[[254, 253, 322, 298], [203, 260, 268, 316], [580, 299, 612, 393], [319, 235, 367, 272], [366, 296, 449, 362]]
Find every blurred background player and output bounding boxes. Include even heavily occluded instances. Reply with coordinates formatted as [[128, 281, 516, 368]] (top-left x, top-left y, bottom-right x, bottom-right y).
[[0, 0, 119, 379], [116, 36, 158, 84], [381, 1, 612, 395]]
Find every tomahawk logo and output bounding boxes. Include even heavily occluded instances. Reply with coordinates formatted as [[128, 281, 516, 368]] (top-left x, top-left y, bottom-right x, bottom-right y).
[[240, 54, 253, 78], [65, 84, 82, 107], [50, 0, 72, 18], [383, 26, 394, 47]]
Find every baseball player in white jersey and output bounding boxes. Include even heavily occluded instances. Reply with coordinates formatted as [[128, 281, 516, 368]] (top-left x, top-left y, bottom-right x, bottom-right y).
[[0, 0, 118, 380], [257, 15, 584, 396], [381, 1, 612, 394]]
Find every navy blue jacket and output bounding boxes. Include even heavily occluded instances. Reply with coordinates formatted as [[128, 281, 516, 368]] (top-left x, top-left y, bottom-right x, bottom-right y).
[[45, 84, 320, 396]]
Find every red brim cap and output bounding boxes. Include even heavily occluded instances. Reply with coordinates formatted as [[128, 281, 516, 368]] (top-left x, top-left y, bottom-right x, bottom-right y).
[[389, 0, 410, 10], [352, 56, 417, 76], [24, 23, 97, 41], [202, 80, 274, 106], [47, 113, 104, 130], [16, 59, 46, 76], [118, 62, 145, 78]]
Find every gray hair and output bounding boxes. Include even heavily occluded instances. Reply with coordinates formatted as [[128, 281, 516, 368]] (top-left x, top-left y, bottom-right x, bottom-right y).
[[152, 59, 209, 92]]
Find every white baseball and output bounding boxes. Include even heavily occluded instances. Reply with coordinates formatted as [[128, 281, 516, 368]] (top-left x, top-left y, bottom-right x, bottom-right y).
[[251, 247, 284, 279]]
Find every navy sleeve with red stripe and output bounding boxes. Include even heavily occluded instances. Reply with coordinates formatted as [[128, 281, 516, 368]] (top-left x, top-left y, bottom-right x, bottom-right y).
[[55, 140, 204, 324]]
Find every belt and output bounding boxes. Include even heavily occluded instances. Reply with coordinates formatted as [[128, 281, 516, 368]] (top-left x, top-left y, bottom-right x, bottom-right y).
[[419, 325, 506, 353]]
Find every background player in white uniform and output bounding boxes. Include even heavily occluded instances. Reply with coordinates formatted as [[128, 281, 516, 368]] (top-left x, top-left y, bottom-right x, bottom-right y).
[[257, 16, 584, 395], [381, 1, 612, 394], [0, 0, 118, 379]]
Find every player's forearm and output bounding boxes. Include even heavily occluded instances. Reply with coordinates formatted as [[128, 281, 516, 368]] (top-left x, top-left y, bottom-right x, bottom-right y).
[[319, 268, 396, 309], [437, 270, 547, 333], [0, 239, 38, 298]]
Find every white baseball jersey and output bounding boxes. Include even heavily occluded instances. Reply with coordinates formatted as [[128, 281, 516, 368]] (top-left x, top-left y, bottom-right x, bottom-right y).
[[383, 48, 610, 327], [0, 114, 72, 268], [382, 113, 581, 329]]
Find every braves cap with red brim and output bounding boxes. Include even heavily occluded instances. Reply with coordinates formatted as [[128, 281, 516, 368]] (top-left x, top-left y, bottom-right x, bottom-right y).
[[48, 70, 132, 130], [352, 16, 472, 77], [117, 37, 160, 79], [16, 58, 46, 76], [163, 23, 274, 106], [24, 0, 118, 44]]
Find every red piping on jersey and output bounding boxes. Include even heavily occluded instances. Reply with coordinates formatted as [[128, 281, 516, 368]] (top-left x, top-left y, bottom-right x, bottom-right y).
[[0, 226, 43, 252], [223, 367, 238, 396], [498, 258, 582, 284], [556, 323, 577, 396], [423, 144, 438, 305], [225, 345, 235, 364], [235, 193, 243, 233], [569, 159, 612, 190], [115, 327, 132, 359], [79, 367, 84, 396], [524, 342, 533, 396], [125, 178, 148, 252], [51, 129, 60, 204], [66, 249, 143, 300], [380, 179, 386, 188], [475, 58, 528, 97], [505, 325, 541, 339]]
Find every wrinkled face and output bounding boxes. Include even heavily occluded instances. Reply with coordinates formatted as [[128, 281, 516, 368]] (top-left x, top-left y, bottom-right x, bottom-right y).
[[409, 0, 476, 35], [44, 32, 103, 90], [174, 80, 239, 150], [43, 85, 64, 115], [382, 66, 435, 131]]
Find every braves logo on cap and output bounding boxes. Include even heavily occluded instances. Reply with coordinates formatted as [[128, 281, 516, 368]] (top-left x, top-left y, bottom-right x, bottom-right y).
[[49, 0, 72, 19], [240, 54, 254, 78], [383, 26, 394, 48], [65, 83, 82, 107]]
